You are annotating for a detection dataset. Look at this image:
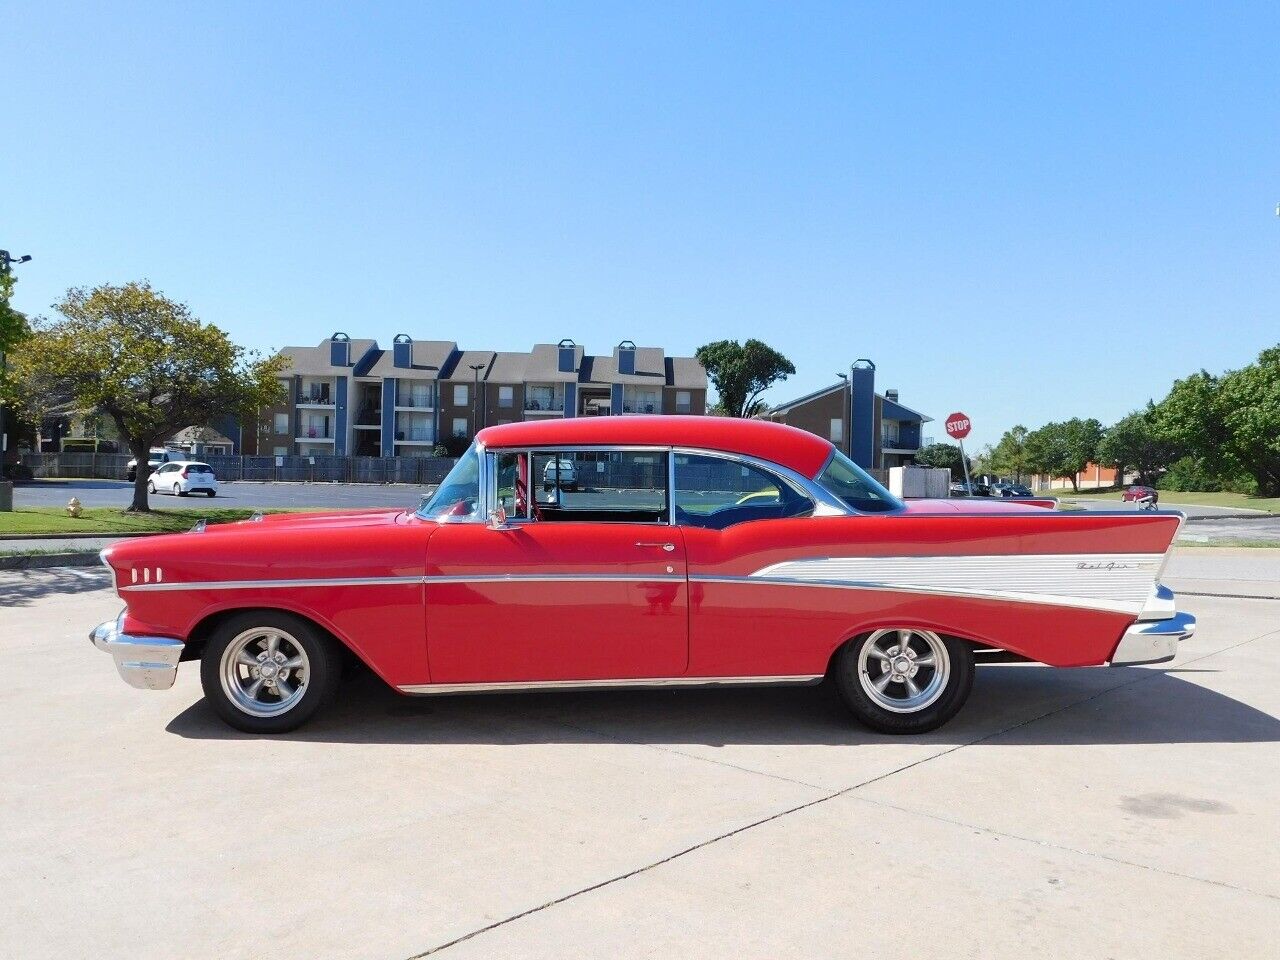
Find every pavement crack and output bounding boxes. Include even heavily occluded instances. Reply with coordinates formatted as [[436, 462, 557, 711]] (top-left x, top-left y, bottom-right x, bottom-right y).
[[404, 627, 1280, 957]]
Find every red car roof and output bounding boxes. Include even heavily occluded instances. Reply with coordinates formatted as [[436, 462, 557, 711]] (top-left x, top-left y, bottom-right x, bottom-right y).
[[475, 415, 835, 478]]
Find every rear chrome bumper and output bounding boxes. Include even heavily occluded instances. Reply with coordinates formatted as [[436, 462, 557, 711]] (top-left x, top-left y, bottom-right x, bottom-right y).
[[90, 616, 184, 690], [1110, 606, 1197, 667]]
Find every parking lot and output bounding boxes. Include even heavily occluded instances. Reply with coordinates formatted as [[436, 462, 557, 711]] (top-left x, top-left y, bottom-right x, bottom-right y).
[[1, 551, 1277, 959]]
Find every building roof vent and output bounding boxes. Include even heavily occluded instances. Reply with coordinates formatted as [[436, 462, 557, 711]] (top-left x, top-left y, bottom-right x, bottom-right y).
[[617, 340, 636, 375], [885, 388, 899, 402], [330, 332, 351, 367], [392, 334, 413, 369], [557, 339, 577, 374]]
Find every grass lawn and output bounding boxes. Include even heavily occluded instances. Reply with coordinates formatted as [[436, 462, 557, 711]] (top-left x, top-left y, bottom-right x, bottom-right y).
[[1049, 488, 1280, 514], [0, 507, 312, 536]]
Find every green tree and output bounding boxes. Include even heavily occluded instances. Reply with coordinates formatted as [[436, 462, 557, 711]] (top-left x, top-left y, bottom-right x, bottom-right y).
[[9, 281, 286, 511], [1024, 418, 1103, 492], [914, 442, 968, 479], [1155, 347, 1280, 496], [0, 267, 29, 352], [1096, 408, 1178, 486], [695, 339, 795, 418], [988, 425, 1032, 482]]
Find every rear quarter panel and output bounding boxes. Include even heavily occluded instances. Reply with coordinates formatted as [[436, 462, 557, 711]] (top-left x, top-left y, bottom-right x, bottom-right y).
[[682, 511, 1181, 673]]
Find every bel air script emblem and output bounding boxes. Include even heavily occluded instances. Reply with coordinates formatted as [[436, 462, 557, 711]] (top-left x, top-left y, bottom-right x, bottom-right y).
[[1077, 561, 1135, 571]]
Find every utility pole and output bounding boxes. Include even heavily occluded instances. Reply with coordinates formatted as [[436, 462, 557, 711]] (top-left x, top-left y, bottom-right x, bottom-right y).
[[0, 250, 33, 484]]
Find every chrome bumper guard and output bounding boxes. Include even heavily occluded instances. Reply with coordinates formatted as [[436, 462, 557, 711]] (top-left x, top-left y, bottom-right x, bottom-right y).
[[90, 616, 184, 690], [1110, 584, 1196, 666]]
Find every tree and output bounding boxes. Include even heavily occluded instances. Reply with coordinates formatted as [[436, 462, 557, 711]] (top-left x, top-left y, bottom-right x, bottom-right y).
[[914, 442, 968, 480], [1096, 408, 1178, 486], [988, 425, 1032, 482], [695, 339, 795, 418], [0, 263, 31, 477], [1024, 418, 1103, 491], [1154, 347, 1280, 496], [9, 282, 286, 511]]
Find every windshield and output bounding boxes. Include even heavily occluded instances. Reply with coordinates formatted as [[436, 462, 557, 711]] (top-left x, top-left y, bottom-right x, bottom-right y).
[[816, 450, 903, 513], [418, 444, 481, 520]]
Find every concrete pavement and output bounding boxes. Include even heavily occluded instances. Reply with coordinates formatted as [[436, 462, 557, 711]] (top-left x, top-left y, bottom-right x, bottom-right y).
[[1, 557, 1277, 959]]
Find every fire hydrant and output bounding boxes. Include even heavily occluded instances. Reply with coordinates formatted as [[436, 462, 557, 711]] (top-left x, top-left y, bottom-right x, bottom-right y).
[[66, 496, 83, 518]]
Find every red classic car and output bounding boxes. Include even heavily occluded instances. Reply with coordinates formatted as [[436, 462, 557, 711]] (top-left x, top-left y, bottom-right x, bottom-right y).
[[90, 417, 1195, 735]]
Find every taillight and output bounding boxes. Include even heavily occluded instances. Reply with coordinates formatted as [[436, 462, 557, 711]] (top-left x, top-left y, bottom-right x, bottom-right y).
[[181, 468, 189, 478]]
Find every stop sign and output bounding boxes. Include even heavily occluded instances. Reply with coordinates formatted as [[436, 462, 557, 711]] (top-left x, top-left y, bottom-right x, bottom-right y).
[[945, 412, 972, 440]]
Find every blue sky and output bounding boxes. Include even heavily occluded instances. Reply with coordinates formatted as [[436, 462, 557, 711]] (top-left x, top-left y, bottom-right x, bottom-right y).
[[3, 2, 1278, 447]]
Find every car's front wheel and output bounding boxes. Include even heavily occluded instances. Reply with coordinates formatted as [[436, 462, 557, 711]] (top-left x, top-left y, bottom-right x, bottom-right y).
[[200, 612, 341, 733], [833, 628, 974, 734]]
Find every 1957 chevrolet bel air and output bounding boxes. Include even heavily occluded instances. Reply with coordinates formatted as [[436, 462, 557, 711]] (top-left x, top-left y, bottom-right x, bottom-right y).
[[90, 417, 1195, 734]]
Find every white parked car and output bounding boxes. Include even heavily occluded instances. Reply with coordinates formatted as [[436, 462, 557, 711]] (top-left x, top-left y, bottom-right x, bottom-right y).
[[147, 461, 218, 498], [542, 457, 578, 491], [126, 448, 184, 482]]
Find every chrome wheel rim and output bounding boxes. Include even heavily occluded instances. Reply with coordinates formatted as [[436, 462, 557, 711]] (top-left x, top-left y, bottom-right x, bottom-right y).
[[857, 628, 950, 714], [220, 627, 310, 718]]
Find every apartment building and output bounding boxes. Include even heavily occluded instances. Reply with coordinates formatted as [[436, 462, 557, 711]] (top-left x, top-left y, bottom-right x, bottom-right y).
[[250, 333, 708, 457], [764, 359, 932, 470]]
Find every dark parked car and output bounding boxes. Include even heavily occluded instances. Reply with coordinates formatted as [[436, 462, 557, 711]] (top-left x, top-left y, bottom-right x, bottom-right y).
[[1122, 485, 1159, 509], [992, 483, 1034, 498]]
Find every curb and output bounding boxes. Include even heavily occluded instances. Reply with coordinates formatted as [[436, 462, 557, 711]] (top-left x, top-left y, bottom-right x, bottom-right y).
[[0, 552, 103, 570], [1183, 513, 1275, 522]]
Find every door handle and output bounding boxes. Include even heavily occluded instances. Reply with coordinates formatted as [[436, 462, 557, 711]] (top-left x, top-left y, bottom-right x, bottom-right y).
[[635, 542, 676, 552]]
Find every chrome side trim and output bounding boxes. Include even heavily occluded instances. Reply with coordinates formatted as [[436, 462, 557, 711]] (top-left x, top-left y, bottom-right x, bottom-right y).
[[1137, 583, 1177, 622], [90, 617, 184, 690], [429, 573, 686, 585], [99, 548, 119, 592], [1110, 612, 1196, 666], [121, 573, 688, 592], [122, 575, 425, 593], [399, 674, 823, 695]]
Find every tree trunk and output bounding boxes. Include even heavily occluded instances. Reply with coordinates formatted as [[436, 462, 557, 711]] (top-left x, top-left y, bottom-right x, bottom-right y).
[[1068, 474, 1079, 493], [128, 440, 152, 512]]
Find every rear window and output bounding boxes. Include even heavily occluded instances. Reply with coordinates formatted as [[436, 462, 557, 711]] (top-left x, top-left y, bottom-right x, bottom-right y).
[[187, 464, 213, 474], [816, 450, 902, 513]]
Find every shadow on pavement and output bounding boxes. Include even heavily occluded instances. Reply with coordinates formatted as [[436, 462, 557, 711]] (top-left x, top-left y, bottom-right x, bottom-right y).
[[166, 663, 1280, 747], [20, 479, 132, 490], [0, 568, 112, 608]]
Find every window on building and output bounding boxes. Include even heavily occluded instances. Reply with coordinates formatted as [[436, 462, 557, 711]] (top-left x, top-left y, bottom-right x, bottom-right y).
[[830, 418, 843, 443], [498, 385, 514, 408], [675, 390, 692, 414], [452, 417, 468, 437], [674, 453, 813, 529], [273, 446, 288, 456], [453, 384, 468, 406], [273, 413, 289, 434], [530, 450, 668, 523]]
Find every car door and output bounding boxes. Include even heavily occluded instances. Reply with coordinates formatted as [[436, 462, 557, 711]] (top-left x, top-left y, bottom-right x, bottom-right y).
[[424, 447, 689, 683]]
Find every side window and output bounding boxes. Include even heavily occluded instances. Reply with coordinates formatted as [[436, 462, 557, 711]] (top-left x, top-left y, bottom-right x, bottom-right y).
[[492, 451, 526, 517], [674, 454, 814, 530], [531, 450, 668, 523]]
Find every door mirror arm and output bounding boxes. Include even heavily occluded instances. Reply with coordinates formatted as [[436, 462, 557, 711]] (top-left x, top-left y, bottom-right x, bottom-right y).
[[487, 504, 510, 530]]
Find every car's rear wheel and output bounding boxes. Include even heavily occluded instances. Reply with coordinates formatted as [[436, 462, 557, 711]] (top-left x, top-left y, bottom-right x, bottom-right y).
[[200, 612, 341, 733], [174, 482, 187, 496], [833, 628, 974, 734], [205, 489, 216, 498]]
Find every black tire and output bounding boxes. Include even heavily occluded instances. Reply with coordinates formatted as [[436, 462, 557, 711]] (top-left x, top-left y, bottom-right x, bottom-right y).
[[199, 611, 342, 734], [205, 489, 216, 498], [176, 485, 188, 497], [833, 630, 975, 735], [127, 470, 136, 482]]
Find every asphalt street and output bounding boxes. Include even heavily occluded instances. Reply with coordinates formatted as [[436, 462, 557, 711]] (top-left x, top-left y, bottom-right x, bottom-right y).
[[0, 550, 1276, 959], [14, 478, 428, 510]]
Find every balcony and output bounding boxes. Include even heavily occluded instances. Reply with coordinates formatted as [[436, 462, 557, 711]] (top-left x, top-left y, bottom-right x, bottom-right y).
[[882, 434, 920, 451], [297, 390, 335, 406], [394, 392, 436, 410], [524, 388, 564, 415]]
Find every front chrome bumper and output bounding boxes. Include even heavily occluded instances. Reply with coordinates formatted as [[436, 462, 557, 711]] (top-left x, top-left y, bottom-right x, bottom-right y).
[[1110, 586, 1197, 667], [90, 616, 184, 690]]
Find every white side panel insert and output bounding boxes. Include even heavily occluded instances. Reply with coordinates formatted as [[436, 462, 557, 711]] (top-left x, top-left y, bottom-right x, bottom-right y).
[[747, 553, 1164, 615]]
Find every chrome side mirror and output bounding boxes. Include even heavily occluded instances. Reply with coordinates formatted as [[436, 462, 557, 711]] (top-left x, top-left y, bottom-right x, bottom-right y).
[[487, 504, 509, 530]]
